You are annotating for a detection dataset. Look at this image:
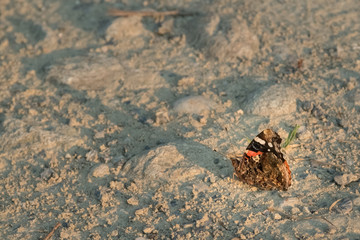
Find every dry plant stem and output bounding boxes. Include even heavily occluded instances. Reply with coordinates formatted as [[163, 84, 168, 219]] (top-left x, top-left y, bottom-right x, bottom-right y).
[[311, 159, 344, 169], [108, 9, 195, 17], [43, 222, 61, 240], [329, 199, 342, 212], [268, 207, 336, 227]]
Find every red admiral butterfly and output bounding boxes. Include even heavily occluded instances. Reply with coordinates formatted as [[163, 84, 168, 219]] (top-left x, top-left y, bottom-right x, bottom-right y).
[[230, 129, 291, 191]]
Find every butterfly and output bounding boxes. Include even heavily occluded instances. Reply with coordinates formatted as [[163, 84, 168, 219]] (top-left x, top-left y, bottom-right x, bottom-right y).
[[230, 129, 291, 191]]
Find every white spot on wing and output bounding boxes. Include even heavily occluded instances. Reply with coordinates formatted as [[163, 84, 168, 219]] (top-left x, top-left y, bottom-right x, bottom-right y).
[[254, 137, 266, 145], [252, 155, 261, 162], [268, 142, 273, 148]]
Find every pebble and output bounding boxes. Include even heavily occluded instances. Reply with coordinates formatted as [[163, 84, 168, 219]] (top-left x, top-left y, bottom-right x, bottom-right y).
[[106, 16, 148, 41], [86, 150, 98, 162], [183, 223, 193, 228], [208, 176, 216, 183], [334, 173, 359, 186], [353, 197, 360, 206], [155, 109, 170, 125], [92, 164, 110, 178], [274, 213, 282, 220], [110, 230, 118, 237], [173, 96, 216, 114], [135, 208, 149, 216], [243, 84, 298, 117], [143, 227, 154, 234], [40, 168, 54, 181], [127, 197, 139, 206], [303, 206, 311, 214], [291, 207, 301, 214], [157, 18, 174, 35]]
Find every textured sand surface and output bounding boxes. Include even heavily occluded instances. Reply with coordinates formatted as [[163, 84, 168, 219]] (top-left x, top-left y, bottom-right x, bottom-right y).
[[1, 0, 360, 239]]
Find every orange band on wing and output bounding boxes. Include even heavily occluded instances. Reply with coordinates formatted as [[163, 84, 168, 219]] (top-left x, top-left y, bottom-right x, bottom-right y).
[[246, 150, 263, 157], [284, 160, 291, 175]]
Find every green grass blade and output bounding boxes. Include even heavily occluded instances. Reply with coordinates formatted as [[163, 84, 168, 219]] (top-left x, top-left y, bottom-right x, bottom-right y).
[[282, 125, 300, 148]]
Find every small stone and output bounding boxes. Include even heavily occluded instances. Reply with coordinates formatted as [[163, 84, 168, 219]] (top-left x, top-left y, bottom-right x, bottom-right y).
[[40, 168, 54, 181], [243, 84, 298, 117], [106, 16, 148, 41], [135, 208, 149, 216], [303, 206, 311, 214], [157, 18, 174, 35], [65, 153, 72, 159], [127, 197, 139, 206], [291, 207, 301, 214], [86, 150, 98, 162], [274, 213, 282, 220], [143, 227, 154, 234], [173, 96, 217, 114], [209, 176, 216, 183], [334, 173, 360, 186], [353, 197, 360, 206], [183, 223, 193, 228], [199, 115, 207, 124], [155, 109, 170, 125], [110, 230, 118, 236], [99, 191, 112, 206], [92, 164, 110, 178]]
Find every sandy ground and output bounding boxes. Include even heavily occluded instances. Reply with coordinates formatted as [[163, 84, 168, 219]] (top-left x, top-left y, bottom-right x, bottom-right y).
[[1, 0, 360, 239]]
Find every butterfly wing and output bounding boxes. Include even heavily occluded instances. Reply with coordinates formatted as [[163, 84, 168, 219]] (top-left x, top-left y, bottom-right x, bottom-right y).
[[230, 129, 292, 191]]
